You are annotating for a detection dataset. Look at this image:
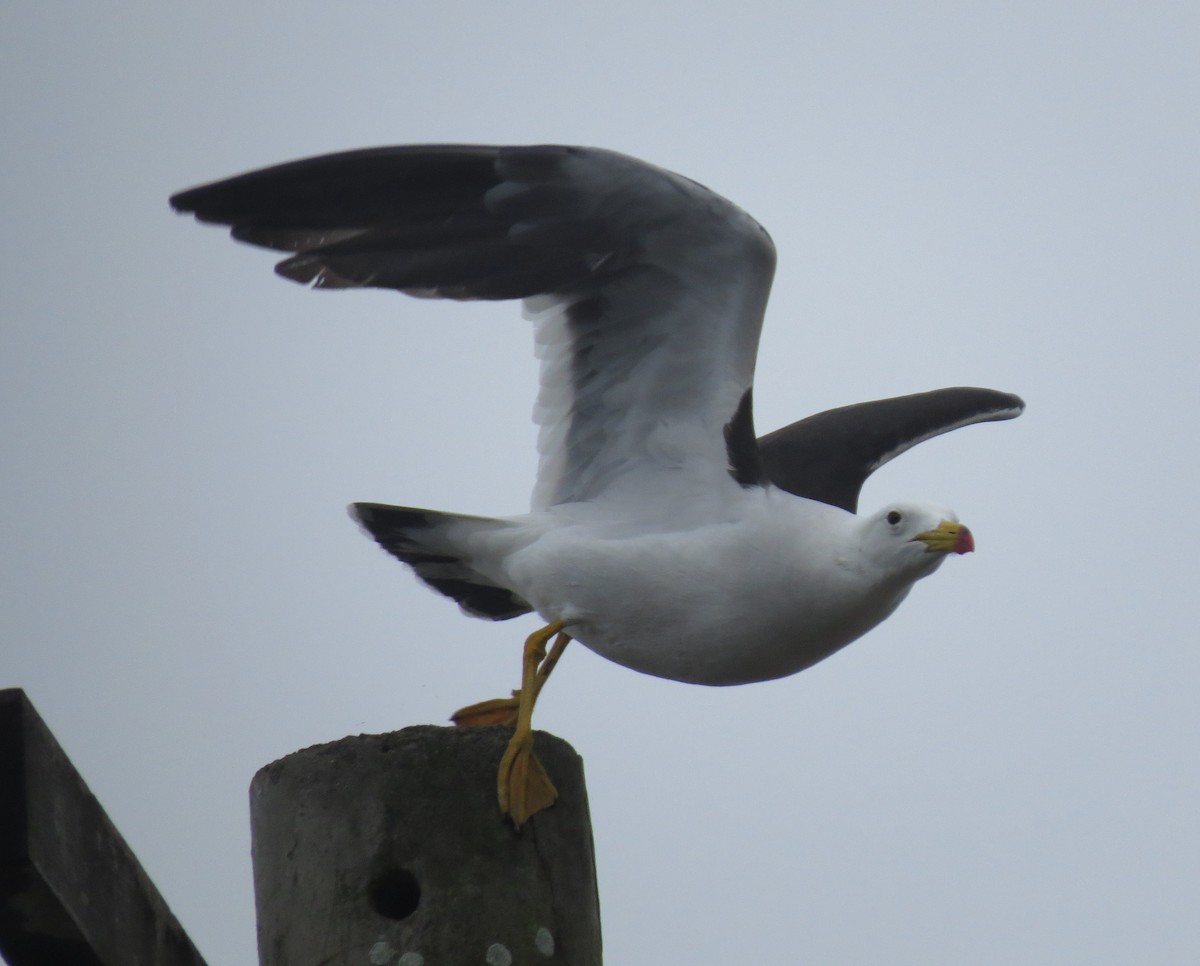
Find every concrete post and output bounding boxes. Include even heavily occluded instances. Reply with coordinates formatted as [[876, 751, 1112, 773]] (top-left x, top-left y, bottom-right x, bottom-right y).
[[250, 725, 602, 966]]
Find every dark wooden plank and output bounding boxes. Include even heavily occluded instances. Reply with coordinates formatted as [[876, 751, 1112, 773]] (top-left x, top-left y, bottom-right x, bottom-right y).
[[0, 689, 208, 966]]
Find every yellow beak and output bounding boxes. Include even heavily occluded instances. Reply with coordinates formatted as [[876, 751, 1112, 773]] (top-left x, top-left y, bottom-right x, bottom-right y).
[[911, 519, 974, 555]]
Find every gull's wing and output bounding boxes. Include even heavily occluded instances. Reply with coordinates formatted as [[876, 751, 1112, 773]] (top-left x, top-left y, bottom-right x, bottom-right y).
[[170, 145, 777, 510], [758, 387, 1026, 513]]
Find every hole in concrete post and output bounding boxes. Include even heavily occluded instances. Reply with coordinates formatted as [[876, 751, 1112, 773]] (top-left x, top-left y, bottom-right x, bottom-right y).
[[368, 867, 421, 920]]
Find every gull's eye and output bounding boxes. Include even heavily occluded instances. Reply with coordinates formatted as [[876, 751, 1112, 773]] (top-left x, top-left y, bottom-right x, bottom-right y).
[[886, 510, 903, 526]]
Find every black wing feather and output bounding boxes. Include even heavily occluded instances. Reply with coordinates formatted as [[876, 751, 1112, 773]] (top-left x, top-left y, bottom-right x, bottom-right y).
[[169, 144, 609, 301], [758, 387, 1025, 512]]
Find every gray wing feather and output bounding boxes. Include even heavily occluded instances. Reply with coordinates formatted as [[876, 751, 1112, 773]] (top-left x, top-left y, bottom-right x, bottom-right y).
[[172, 145, 778, 510]]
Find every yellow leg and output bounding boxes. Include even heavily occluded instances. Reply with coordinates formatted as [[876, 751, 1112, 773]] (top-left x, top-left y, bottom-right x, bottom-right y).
[[497, 622, 570, 826], [449, 624, 570, 727], [530, 629, 570, 704]]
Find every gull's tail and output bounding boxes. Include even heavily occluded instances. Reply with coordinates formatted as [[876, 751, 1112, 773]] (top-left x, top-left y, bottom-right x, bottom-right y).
[[349, 503, 533, 621]]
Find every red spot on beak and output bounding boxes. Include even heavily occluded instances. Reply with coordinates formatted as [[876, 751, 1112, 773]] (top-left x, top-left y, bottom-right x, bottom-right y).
[[955, 525, 975, 554]]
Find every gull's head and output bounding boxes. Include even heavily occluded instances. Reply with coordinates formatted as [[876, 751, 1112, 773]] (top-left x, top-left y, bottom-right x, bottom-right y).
[[859, 501, 974, 580]]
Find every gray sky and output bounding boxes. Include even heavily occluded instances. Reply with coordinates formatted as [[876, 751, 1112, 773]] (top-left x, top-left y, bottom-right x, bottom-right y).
[[3, 2, 1198, 963]]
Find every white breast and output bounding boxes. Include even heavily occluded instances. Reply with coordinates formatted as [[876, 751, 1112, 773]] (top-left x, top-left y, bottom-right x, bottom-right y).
[[499, 488, 913, 686]]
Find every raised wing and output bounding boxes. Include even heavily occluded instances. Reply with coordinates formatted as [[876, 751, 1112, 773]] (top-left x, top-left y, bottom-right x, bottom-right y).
[[171, 145, 777, 511], [757, 387, 1025, 512]]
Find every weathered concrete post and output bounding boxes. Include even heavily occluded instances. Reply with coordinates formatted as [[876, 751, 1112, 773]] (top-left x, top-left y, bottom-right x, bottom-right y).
[[250, 724, 602, 966]]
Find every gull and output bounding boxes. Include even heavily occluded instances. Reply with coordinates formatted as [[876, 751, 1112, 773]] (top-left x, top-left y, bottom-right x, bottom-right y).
[[171, 145, 1023, 824]]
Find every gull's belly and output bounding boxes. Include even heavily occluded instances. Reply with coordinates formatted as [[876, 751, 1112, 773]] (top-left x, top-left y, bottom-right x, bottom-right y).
[[504, 512, 907, 686]]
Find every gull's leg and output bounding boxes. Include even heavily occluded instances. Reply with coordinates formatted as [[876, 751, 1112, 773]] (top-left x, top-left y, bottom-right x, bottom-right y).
[[497, 621, 570, 826], [449, 630, 571, 728], [530, 630, 571, 703]]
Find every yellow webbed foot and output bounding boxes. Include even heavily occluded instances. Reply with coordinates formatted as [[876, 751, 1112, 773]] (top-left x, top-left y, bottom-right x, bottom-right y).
[[450, 694, 520, 727], [498, 730, 558, 827]]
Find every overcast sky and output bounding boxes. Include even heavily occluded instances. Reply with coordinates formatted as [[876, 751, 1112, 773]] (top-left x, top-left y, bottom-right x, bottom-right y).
[[3, 3, 1198, 964]]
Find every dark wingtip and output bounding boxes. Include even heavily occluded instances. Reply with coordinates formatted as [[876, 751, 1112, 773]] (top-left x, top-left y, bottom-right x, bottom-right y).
[[168, 190, 197, 216], [984, 390, 1026, 419], [349, 501, 399, 532]]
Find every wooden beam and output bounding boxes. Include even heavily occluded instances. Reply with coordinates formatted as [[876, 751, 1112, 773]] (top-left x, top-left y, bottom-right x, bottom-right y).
[[0, 689, 208, 966]]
